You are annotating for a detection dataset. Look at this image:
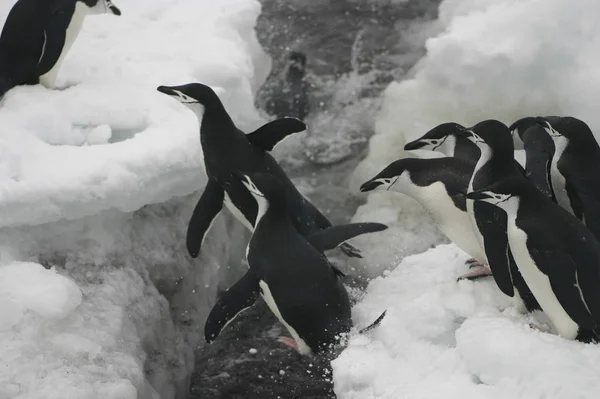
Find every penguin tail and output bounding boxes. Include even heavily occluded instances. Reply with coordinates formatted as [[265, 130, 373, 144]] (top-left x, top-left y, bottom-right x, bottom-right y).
[[358, 310, 387, 335]]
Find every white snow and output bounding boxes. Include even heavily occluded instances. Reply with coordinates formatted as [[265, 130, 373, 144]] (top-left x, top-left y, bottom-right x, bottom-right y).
[[334, 245, 600, 399], [0, 0, 269, 397], [338, 0, 600, 397]]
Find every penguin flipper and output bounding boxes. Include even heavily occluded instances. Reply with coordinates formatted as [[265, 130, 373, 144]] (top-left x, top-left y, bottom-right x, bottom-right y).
[[529, 245, 597, 329], [306, 222, 388, 253], [204, 271, 260, 343], [187, 179, 224, 258], [476, 204, 515, 297], [38, 7, 72, 77], [246, 118, 307, 151]]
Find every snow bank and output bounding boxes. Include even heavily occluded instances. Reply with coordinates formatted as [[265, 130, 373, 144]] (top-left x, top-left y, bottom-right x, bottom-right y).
[[334, 245, 600, 399], [0, 0, 269, 228], [0, 0, 268, 397]]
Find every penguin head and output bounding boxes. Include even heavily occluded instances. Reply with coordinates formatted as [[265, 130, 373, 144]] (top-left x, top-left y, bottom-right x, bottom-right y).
[[457, 120, 513, 156], [536, 116, 595, 149], [84, 0, 121, 16], [404, 122, 468, 157], [234, 171, 286, 208], [360, 159, 417, 193], [157, 83, 225, 116], [466, 176, 530, 211]]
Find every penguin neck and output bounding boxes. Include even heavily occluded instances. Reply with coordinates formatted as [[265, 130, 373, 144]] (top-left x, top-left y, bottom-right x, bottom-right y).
[[198, 100, 237, 137], [254, 194, 287, 229]]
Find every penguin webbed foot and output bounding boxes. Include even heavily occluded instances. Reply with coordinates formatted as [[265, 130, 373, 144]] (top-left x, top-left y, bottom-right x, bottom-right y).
[[339, 242, 363, 258], [456, 266, 493, 282]]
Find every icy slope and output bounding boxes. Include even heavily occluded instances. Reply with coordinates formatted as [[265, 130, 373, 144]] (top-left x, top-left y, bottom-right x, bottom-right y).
[[0, 0, 268, 398]]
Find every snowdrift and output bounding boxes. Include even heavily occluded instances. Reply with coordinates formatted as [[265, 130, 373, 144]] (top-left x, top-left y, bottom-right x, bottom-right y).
[[0, 0, 269, 397], [339, 0, 600, 397]]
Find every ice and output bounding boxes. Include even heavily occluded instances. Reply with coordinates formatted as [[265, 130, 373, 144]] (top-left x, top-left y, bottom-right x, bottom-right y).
[[338, 0, 600, 397], [333, 245, 600, 399], [0, 0, 268, 397]]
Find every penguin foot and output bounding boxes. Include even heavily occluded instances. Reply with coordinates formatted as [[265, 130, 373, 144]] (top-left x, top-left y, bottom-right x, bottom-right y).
[[465, 258, 485, 269], [456, 266, 493, 282], [277, 336, 299, 351], [339, 242, 363, 258]]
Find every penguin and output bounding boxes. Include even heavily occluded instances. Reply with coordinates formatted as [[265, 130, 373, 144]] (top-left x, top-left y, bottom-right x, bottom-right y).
[[0, 0, 121, 98], [454, 120, 540, 312], [508, 116, 560, 200], [204, 172, 388, 356], [467, 176, 600, 343], [157, 83, 363, 259], [359, 157, 489, 275], [536, 116, 600, 237], [264, 51, 310, 121], [404, 122, 480, 162]]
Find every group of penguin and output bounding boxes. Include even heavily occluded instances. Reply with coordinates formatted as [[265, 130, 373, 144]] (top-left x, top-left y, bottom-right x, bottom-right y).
[[361, 117, 600, 343], [3, 0, 599, 361]]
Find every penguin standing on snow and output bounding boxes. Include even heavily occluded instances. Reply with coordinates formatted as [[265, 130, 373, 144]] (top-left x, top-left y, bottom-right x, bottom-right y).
[[454, 121, 540, 312], [508, 116, 560, 201], [536, 116, 600, 237], [467, 176, 600, 343], [204, 172, 388, 356], [0, 0, 121, 98], [359, 157, 487, 273], [157, 83, 363, 259]]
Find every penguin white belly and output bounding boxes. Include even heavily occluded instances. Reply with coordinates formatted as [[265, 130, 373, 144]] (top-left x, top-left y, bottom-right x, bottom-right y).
[[414, 182, 487, 262], [223, 191, 254, 231], [549, 138, 574, 215], [258, 280, 312, 356], [39, 2, 88, 88], [506, 216, 579, 339]]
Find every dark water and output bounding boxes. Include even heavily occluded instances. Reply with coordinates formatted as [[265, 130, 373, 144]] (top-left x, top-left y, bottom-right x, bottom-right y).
[[190, 1, 440, 397]]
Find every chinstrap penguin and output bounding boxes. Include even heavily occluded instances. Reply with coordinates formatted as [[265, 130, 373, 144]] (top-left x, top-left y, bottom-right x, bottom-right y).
[[204, 172, 388, 356], [359, 157, 487, 274], [455, 120, 540, 312], [0, 0, 121, 99], [157, 83, 364, 259], [467, 176, 600, 343], [508, 116, 560, 201], [536, 116, 600, 239]]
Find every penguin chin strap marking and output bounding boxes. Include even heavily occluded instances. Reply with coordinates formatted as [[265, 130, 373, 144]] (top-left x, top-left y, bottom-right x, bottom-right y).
[[386, 177, 399, 191], [431, 137, 446, 151]]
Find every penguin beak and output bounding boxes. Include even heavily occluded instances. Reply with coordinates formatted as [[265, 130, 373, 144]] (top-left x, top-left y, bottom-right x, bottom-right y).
[[105, 0, 121, 15], [403, 139, 427, 151], [466, 190, 492, 201], [157, 86, 177, 96], [360, 179, 384, 192]]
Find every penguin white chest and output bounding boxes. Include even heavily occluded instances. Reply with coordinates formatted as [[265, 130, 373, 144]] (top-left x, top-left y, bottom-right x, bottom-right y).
[[411, 182, 486, 262], [258, 280, 312, 356], [549, 137, 574, 215], [39, 3, 89, 88], [506, 215, 579, 339], [223, 191, 254, 231]]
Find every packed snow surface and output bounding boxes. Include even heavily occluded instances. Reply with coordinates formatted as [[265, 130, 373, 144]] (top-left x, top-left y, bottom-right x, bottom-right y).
[[340, 0, 600, 398], [0, 0, 268, 397], [334, 245, 600, 399]]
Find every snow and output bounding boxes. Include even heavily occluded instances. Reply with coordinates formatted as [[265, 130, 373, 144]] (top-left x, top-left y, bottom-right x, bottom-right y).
[[0, 0, 268, 397], [338, 0, 600, 397], [334, 245, 600, 399]]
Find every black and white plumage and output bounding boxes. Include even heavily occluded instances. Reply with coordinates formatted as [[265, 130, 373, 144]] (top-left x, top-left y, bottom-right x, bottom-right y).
[[467, 176, 600, 343], [536, 116, 600, 239], [360, 157, 487, 271], [454, 120, 541, 313], [204, 172, 388, 356], [0, 0, 121, 98], [404, 122, 480, 163], [157, 83, 363, 259]]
